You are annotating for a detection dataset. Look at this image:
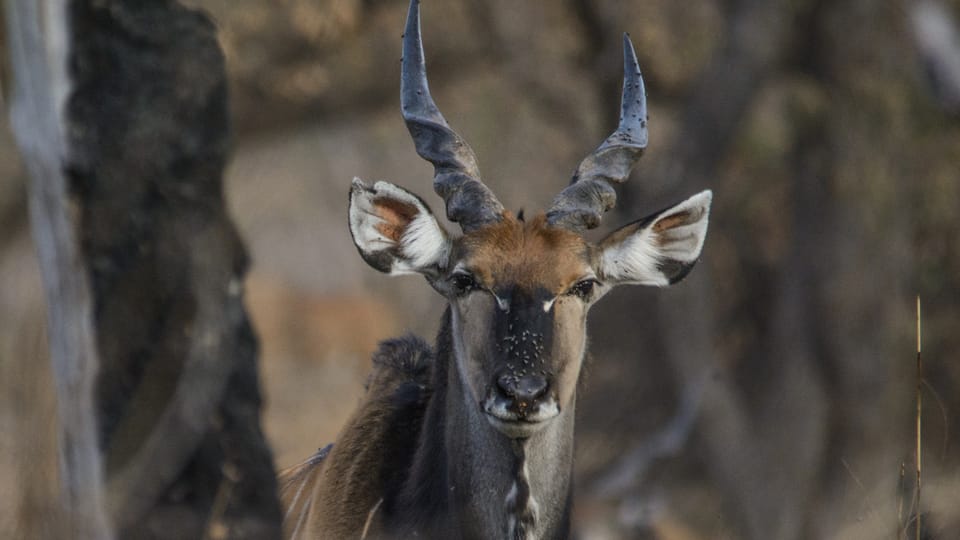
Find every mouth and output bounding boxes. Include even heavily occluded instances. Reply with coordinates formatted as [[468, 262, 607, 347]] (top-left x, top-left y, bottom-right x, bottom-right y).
[[482, 398, 560, 438]]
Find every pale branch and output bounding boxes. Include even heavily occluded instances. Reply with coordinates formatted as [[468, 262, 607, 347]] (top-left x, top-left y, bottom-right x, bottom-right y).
[[911, 1, 960, 113], [4, 0, 112, 538], [590, 373, 707, 499]]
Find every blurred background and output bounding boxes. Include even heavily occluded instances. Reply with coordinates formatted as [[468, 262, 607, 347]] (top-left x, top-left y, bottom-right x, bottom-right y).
[[2, 0, 959, 538]]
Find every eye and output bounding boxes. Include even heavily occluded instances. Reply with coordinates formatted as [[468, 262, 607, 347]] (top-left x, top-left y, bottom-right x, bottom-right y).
[[450, 272, 480, 296], [566, 279, 597, 300]]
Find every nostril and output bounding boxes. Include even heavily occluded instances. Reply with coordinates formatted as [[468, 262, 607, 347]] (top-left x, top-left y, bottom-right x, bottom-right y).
[[497, 373, 517, 398], [515, 375, 548, 401], [497, 374, 549, 403]]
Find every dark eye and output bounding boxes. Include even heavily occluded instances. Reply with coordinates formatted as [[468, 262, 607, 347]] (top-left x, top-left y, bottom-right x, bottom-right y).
[[451, 273, 480, 296], [567, 279, 597, 300]]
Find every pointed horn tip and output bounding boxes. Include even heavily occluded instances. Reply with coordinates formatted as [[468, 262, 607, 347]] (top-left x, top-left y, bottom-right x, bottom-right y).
[[409, 0, 422, 20], [403, 0, 421, 37]]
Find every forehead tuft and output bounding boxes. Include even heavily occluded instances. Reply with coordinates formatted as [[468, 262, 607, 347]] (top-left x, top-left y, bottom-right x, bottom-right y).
[[458, 213, 590, 291]]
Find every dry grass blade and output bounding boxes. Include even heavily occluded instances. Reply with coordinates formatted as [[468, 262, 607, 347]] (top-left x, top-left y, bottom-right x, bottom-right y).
[[915, 295, 922, 540], [897, 460, 906, 539], [920, 379, 950, 461]]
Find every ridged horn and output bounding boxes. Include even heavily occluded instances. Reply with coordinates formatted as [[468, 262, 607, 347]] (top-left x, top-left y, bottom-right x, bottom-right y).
[[546, 34, 648, 231], [401, 0, 504, 232]]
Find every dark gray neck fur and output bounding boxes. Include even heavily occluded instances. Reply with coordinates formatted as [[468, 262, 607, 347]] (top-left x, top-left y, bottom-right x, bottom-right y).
[[387, 308, 575, 539]]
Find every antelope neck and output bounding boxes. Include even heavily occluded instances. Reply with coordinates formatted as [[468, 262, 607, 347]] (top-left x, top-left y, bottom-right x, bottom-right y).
[[399, 309, 574, 539]]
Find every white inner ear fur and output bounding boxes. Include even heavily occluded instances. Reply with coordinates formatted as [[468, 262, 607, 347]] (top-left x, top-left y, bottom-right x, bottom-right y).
[[399, 206, 449, 271], [349, 178, 450, 275], [600, 190, 712, 286], [349, 182, 394, 250]]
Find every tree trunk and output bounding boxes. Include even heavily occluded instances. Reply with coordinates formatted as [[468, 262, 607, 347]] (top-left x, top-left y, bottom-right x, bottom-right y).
[[5, 1, 283, 538]]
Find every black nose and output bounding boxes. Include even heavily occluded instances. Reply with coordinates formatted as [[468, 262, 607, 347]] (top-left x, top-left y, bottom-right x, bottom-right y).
[[496, 373, 549, 411]]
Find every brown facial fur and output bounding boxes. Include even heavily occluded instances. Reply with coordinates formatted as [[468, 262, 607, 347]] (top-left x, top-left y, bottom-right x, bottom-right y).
[[455, 213, 592, 295], [447, 213, 596, 414]]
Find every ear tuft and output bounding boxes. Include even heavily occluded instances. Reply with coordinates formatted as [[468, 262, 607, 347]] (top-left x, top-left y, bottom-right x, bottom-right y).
[[599, 190, 712, 286], [348, 178, 450, 276]]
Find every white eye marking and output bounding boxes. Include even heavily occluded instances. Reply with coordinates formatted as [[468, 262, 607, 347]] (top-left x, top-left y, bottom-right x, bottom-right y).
[[496, 295, 510, 312], [542, 298, 556, 312]]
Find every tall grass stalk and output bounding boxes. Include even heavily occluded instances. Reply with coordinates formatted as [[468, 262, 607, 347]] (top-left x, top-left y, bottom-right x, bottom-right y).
[[914, 296, 922, 540]]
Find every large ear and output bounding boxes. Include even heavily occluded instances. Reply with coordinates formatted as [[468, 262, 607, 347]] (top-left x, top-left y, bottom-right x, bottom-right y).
[[598, 190, 712, 286], [348, 178, 451, 276]]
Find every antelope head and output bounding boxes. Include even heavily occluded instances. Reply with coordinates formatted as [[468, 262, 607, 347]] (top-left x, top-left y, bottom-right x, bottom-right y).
[[349, 0, 711, 439]]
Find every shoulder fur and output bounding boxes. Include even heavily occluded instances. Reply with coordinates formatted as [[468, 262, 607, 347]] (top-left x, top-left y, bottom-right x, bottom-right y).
[[278, 335, 434, 538]]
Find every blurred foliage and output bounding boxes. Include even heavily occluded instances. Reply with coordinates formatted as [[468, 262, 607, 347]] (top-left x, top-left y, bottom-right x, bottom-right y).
[[2, 0, 959, 538]]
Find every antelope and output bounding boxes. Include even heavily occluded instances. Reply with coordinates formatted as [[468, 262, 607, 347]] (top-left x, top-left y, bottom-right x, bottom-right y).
[[278, 1, 712, 538]]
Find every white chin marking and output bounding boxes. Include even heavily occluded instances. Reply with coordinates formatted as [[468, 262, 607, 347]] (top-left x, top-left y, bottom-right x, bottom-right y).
[[483, 414, 551, 439], [482, 396, 559, 438]]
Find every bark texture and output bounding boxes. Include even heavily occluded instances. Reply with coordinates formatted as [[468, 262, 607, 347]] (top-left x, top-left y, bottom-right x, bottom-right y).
[[5, 1, 282, 538]]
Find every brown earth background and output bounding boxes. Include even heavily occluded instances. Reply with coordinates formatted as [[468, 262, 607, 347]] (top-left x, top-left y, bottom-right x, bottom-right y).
[[2, 0, 960, 538]]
